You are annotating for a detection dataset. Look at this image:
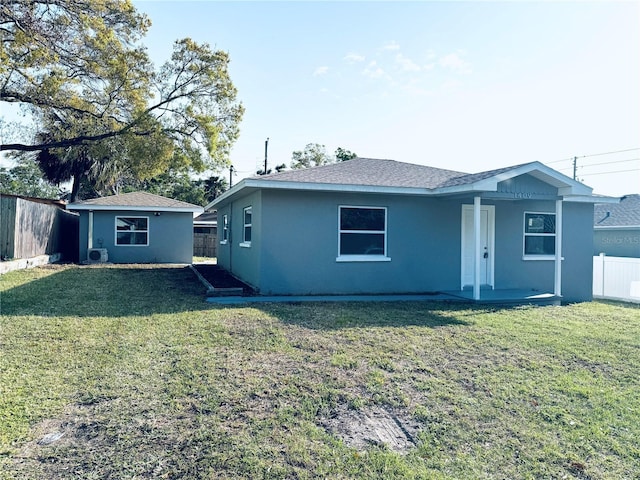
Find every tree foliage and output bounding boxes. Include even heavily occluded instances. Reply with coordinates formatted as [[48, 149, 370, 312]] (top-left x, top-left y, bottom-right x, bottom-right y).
[[0, 0, 244, 201], [0, 156, 62, 199], [290, 144, 357, 169], [120, 172, 228, 206], [290, 143, 332, 170], [335, 147, 357, 162]]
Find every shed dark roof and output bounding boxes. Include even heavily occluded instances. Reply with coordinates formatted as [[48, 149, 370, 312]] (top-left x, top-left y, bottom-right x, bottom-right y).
[[259, 158, 468, 189], [194, 211, 218, 223], [67, 192, 202, 212], [594, 194, 640, 227]]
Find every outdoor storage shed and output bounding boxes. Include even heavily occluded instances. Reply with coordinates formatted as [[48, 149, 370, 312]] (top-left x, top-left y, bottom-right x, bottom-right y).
[[67, 192, 203, 264]]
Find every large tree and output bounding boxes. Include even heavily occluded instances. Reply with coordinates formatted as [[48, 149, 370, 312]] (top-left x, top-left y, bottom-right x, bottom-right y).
[[0, 1, 244, 201]]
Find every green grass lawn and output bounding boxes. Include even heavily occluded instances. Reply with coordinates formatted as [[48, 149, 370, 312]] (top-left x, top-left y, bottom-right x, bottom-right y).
[[1, 264, 639, 479]]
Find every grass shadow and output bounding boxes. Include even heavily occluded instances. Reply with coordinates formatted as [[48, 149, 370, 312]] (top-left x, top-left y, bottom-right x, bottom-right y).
[[0, 264, 207, 317], [256, 301, 474, 330]]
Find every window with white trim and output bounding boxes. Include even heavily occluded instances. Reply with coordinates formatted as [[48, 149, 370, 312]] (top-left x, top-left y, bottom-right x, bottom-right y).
[[221, 214, 229, 243], [241, 206, 252, 246], [338, 206, 388, 259], [115, 216, 149, 246], [524, 212, 555, 256]]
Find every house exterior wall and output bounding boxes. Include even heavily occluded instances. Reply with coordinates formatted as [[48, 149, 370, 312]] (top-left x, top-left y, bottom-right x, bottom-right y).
[[593, 229, 640, 258], [217, 188, 594, 302], [256, 190, 462, 295], [491, 199, 593, 302], [215, 190, 262, 289], [78, 210, 193, 263]]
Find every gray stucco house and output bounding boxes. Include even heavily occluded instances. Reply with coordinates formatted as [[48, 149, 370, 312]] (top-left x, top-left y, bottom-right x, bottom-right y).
[[207, 158, 611, 302], [593, 194, 640, 258], [67, 192, 203, 264]]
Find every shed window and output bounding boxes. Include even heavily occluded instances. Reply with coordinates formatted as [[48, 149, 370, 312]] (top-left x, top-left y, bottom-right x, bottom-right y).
[[338, 206, 388, 261], [116, 216, 148, 246], [524, 212, 555, 256]]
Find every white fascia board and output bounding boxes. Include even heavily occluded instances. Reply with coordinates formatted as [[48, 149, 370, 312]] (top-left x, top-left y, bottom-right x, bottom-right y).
[[252, 179, 432, 195], [208, 179, 434, 207], [67, 204, 203, 213], [564, 195, 619, 204], [430, 183, 489, 195], [594, 225, 640, 230]]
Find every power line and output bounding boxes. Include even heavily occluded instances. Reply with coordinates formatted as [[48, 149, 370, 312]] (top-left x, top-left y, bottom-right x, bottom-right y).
[[545, 147, 640, 165], [580, 147, 640, 159], [580, 168, 640, 177], [578, 157, 639, 169]]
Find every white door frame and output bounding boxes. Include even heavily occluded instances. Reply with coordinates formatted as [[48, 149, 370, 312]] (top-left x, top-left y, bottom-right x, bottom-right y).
[[461, 203, 495, 295]]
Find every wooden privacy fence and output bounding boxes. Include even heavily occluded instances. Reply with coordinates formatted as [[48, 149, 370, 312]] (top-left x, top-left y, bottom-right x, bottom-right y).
[[194, 233, 217, 258], [593, 254, 640, 303], [1, 194, 79, 262]]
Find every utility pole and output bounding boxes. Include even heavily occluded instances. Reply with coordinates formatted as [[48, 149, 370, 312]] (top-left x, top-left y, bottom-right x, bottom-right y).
[[264, 137, 269, 175], [229, 165, 235, 188], [573, 156, 577, 180]]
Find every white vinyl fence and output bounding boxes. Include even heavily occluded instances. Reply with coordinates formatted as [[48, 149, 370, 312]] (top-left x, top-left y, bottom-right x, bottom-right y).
[[593, 254, 640, 303]]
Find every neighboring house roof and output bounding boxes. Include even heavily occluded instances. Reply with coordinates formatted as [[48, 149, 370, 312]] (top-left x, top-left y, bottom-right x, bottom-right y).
[[594, 194, 640, 228], [207, 157, 600, 210], [67, 191, 203, 213], [194, 211, 218, 225]]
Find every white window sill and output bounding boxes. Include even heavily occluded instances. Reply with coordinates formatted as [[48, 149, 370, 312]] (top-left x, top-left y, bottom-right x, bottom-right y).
[[522, 255, 564, 261], [219, 240, 228, 245], [239, 242, 251, 248], [336, 255, 391, 263]]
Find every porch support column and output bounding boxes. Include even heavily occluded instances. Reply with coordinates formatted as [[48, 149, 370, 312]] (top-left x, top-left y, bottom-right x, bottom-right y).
[[554, 199, 563, 297], [473, 196, 481, 301]]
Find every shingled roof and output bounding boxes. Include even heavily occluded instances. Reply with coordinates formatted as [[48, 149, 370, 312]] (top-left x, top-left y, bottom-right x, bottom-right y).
[[208, 157, 598, 210], [67, 192, 203, 212], [594, 194, 640, 227], [260, 158, 468, 189]]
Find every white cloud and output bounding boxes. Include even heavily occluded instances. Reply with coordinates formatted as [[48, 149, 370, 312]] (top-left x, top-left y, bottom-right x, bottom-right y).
[[382, 41, 400, 51], [362, 60, 387, 79], [344, 52, 365, 63], [438, 52, 472, 74], [395, 53, 421, 72], [313, 66, 329, 76]]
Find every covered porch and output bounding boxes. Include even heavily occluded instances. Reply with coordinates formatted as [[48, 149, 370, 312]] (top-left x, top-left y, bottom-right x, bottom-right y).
[[443, 287, 561, 305]]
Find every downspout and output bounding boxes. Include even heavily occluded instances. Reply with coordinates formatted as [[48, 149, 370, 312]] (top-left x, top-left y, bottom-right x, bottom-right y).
[[554, 199, 563, 297]]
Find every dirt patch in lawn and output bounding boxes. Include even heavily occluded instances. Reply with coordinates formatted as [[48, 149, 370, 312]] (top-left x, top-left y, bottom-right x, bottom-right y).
[[320, 405, 421, 454], [192, 264, 254, 295]]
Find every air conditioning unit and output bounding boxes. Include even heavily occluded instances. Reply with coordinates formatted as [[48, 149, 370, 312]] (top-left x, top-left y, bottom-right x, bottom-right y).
[[87, 248, 108, 263]]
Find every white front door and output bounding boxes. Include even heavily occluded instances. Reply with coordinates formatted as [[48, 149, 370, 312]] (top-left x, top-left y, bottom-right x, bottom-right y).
[[461, 205, 495, 289]]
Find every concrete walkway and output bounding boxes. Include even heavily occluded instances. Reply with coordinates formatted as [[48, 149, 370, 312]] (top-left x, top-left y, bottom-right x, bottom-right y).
[[205, 289, 560, 306], [206, 293, 460, 305]]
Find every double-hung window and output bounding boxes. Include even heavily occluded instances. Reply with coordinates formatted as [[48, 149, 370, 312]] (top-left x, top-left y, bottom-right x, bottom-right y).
[[240, 206, 252, 247], [337, 206, 389, 261], [221, 214, 229, 243], [116, 216, 149, 246], [523, 212, 555, 257]]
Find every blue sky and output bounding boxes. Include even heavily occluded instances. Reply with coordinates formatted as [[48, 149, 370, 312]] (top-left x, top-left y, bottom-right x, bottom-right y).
[[132, 1, 639, 196]]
